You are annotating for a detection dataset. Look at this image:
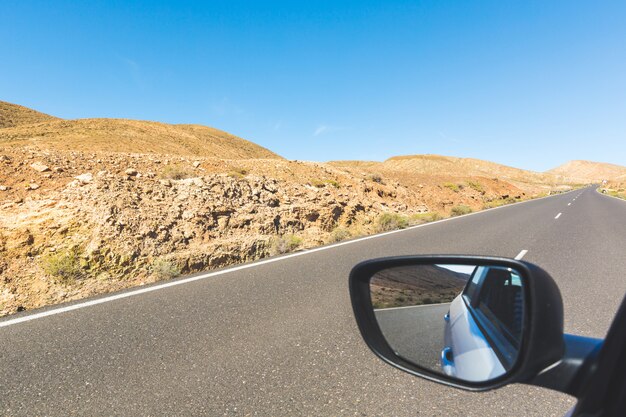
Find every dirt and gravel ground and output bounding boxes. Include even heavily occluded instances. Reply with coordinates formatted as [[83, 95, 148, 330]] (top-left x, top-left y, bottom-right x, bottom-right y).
[[0, 100, 580, 316], [0, 145, 555, 316]]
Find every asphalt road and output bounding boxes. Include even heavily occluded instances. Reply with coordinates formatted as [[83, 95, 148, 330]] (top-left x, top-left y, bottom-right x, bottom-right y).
[[374, 303, 450, 374], [1, 186, 625, 416]]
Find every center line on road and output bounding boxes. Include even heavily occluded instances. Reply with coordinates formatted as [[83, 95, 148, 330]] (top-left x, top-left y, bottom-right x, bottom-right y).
[[515, 250, 528, 260], [555, 213, 562, 219]]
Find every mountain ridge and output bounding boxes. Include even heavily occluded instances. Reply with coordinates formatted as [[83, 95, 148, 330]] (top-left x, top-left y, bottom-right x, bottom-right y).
[[0, 101, 59, 129], [0, 101, 282, 160], [548, 160, 626, 182], [3, 100, 624, 178]]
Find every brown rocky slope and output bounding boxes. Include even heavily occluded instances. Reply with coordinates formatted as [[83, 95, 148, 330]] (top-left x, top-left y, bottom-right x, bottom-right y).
[[0, 101, 575, 316], [0, 101, 59, 129], [548, 160, 626, 183]]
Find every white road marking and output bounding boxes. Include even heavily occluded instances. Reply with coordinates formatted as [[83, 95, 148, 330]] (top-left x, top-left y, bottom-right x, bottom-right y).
[[555, 213, 562, 219], [515, 250, 528, 260], [0, 187, 584, 328], [374, 302, 451, 312]]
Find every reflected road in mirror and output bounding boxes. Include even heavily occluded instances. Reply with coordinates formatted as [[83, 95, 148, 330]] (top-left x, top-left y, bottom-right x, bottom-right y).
[[370, 263, 524, 383], [373, 303, 452, 373]]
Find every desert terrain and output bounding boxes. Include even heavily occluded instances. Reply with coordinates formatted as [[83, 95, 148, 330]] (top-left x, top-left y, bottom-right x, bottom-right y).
[[1, 100, 622, 316], [370, 264, 470, 309]]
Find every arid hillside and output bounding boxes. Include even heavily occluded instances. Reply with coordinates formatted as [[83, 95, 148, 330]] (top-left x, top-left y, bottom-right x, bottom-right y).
[[370, 265, 469, 308], [0, 101, 59, 128], [0, 115, 282, 160], [331, 154, 563, 188], [329, 154, 568, 203], [0, 101, 576, 316], [548, 160, 626, 183]]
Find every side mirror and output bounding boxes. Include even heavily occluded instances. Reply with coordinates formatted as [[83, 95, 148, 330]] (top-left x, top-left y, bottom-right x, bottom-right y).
[[349, 256, 566, 391]]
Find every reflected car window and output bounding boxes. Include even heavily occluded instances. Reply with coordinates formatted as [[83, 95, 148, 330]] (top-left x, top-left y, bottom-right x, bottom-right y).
[[463, 266, 486, 304], [476, 268, 524, 347]]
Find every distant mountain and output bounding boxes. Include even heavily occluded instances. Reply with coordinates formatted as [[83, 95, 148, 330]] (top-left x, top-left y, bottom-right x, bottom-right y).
[[331, 154, 560, 188], [0, 101, 282, 160], [383, 154, 556, 183], [548, 160, 626, 183], [0, 101, 59, 128]]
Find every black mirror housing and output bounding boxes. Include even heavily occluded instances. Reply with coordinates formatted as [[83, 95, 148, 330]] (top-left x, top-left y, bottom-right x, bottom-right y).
[[349, 255, 565, 391]]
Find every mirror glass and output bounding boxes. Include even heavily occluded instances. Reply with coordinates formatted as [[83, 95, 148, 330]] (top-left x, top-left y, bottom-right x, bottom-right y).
[[370, 262, 525, 382]]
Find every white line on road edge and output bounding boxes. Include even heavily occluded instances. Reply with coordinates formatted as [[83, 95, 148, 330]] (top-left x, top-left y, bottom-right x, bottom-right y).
[[0, 187, 586, 329], [515, 250, 529, 260], [555, 213, 562, 219], [374, 302, 451, 312]]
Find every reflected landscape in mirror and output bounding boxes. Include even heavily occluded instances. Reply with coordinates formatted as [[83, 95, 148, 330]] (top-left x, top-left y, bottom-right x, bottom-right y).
[[370, 263, 524, 383]]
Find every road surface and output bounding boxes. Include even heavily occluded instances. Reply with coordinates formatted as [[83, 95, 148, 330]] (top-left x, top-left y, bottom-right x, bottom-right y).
[[1, 186, 625, 416], [375, 303, 450, 374]]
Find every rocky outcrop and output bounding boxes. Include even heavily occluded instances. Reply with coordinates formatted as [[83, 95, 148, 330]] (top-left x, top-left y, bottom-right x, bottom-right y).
[[0, 147, 551, 316]]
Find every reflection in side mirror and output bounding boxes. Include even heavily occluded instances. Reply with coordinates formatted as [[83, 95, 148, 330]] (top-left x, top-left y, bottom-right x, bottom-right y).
[[370, 263, 525, 383]]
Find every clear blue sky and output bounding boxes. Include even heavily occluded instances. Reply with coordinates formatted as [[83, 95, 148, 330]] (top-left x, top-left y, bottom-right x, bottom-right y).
[[1, 1, 625, 171]]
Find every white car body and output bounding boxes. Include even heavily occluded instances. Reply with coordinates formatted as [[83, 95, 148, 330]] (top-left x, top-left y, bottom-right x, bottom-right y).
[[442, 293, 506, 381]]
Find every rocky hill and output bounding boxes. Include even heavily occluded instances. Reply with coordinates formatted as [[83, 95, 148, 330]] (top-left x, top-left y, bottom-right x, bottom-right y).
[[0, 101, 575, 316], [329, 154, 566, 202], [548, 160, 626, 183], [332, 154, 557, 185], [0, 118, 282, 159], [0, 101, 59, 128]]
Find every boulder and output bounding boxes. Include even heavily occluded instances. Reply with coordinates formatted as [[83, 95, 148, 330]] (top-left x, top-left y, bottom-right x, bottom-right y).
[[30, 162, 50, 172], [75, 173, 93, 185]]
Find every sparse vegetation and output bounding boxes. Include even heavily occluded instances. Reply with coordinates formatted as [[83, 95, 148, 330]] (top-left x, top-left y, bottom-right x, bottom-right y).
[[329, 227, 352, 242], [376, 213, 409, 232], [311, 179, 325, 188], [467, 181, 485, 193], [370, 173, 384, 184], [443, 182, 460, 192], [483, 197, 518, 209], [600, 187, 626, 200], [151, 258, 181, 280], [228, 167, 248, 179], [450, 205, 473, 216], [161, 164, 193, 180], [532, 192, 550, 199], [409, 212, 443, 224], [271, 234, 303, 255], [311, 179, 340, 188], [371, 290, 460, 309], [41, 247, 85, 284]]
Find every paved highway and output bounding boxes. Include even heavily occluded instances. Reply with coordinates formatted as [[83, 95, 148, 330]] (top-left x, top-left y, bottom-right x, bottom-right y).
[[375, 303, 450, 374], [1, 186, 625, 416]]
